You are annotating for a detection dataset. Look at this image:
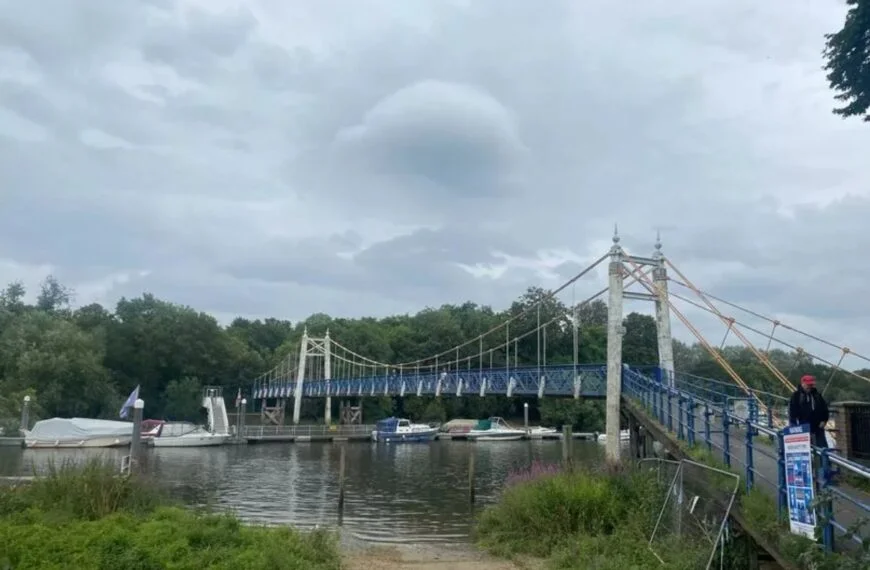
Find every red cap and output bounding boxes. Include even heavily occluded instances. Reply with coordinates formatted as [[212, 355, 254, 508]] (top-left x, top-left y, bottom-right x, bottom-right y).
[[800, 375, 816, 386]]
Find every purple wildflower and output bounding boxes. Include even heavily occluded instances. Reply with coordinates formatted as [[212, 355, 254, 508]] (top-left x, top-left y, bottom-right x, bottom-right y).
[[504, 460, 562, 488]]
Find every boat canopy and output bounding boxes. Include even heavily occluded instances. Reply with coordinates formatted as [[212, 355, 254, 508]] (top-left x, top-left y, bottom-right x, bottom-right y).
[[26, 418, 133, 442], [376, 417, 399, 433]]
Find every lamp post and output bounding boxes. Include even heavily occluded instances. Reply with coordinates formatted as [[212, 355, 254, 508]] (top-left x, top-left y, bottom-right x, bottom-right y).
[[20, 395, 31, 434]]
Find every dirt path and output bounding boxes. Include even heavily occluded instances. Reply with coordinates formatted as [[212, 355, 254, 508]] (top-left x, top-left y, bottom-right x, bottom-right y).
[[342, 543, 542, 570]]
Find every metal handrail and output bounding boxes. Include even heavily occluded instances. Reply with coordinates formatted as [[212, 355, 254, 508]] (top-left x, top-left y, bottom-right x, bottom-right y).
[[622, 366, 870, 554]]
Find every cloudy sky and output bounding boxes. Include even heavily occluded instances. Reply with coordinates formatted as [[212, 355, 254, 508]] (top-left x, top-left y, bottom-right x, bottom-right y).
[[1, 0, 868, 370]]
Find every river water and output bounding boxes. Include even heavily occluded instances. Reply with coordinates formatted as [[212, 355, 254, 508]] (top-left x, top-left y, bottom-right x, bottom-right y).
[[0, 439, 604, 543]]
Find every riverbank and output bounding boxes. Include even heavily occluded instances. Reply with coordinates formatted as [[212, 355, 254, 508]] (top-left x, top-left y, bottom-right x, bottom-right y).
[[0, 460, 342, 569], [343, 543, 541, 570], [474, 461, 712, 569]]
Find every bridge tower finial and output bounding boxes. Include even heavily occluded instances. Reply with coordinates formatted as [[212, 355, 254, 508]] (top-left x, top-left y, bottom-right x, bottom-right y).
[[610, 223, 621, 254], [653, 229, 663, 261]]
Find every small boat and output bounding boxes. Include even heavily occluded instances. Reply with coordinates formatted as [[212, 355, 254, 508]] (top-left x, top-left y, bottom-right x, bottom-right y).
[[371, 417, 438, 443], [596, 429, 630, 443], [468, 417, 527, 441], [150, 422, 230, 447], [527, 426, 558, 439], [24, 418, 133, 449]]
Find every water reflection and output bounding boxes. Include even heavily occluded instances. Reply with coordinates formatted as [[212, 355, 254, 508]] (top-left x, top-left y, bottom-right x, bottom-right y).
[[0, 439, 604, 543]]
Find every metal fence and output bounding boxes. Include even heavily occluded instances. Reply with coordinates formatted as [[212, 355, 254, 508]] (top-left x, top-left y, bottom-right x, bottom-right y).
[[242, 423, 375, 438], [623, 366, 870, 555]]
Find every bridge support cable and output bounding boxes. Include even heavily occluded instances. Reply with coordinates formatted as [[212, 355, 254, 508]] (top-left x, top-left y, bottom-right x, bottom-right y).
[[666, 289, 870, 392], [666, 274, 870, 369], [667, 278, 870, 393], [664, 260, 796, 395], [620, 257, 759, 404]]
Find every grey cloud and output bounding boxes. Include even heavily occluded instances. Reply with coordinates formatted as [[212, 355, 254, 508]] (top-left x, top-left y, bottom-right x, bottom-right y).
[[1, 0, 869, 364]]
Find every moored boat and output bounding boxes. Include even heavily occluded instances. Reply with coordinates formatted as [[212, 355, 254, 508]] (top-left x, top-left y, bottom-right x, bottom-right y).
[[596, 429, 630, 443], [24, 418, 133, 449], [468, 417, 526, 441], [150, 422, 230, 447], [371, 417, 438, 443]]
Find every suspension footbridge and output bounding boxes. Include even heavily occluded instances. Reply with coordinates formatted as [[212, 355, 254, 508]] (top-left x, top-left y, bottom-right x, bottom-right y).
[[244, 229, 870, 558]]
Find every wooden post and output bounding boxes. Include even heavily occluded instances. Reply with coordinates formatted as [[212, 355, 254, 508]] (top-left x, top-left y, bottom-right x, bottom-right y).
[[130, 398, 144, 474], [19, 396, 31, 434], [338, 445, 346, 514], [468, 451, 476, 504], [562, 425, 573, 470]]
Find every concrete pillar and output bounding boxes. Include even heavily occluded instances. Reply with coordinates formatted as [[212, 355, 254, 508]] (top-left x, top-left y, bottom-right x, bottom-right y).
[[292, 329, 310, 425], [324, 331, 332, 425], [653, 233, 675, 387], [605, 227, 625, 463]]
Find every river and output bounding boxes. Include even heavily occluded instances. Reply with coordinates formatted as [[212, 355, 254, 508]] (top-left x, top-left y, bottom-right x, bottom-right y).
[[0, 439, 604, 543]]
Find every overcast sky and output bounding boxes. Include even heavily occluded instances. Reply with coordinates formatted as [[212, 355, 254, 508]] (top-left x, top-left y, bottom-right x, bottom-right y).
[[1, 1, 868, 372]]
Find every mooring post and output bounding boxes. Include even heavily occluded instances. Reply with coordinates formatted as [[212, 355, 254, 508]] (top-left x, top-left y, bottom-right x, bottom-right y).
[[239, 398, 247, 441], [523, 402, 529, 433], [338, 444, 346, 514], [562, 424, 573, 470], [130, 398, 144, 473], [19, 395, 31, 434], [468, 451, 476, 504]]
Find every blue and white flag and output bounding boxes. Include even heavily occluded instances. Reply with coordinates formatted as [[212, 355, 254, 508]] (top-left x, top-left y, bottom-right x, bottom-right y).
[[119, 385, 140, 419]]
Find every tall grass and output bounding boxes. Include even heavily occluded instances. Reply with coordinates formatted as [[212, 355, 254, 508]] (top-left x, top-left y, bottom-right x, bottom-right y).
[[476, 463, 709, 569], [0, 458, 342, 570]]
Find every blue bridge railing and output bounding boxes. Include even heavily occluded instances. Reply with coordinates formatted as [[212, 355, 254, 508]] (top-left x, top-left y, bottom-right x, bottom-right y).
[[252, 364, 609, 399], [622, 366, 870, 554]]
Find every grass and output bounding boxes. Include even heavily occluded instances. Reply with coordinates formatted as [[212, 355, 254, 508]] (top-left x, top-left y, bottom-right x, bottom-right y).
[[475, 461, 711, 569], [0, 459, 341, 570]]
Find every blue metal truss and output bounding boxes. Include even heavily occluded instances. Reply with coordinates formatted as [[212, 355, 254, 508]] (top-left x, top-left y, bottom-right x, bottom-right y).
[[251, 364, 609, 400]]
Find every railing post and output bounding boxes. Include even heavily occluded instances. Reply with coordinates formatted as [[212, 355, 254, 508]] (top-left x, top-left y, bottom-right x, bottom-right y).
[[687, 396, 695, 447], [777, 431, 786, 521], [722, 408, 731, 468], [658, 383, 665, 425], [704, 403, 712, 452], [748, 396, 758, 424], [677, 395, 684, 440], [667, 389, 674, 433], [820, 450, 834, 553], [745, 418, 754, 492]]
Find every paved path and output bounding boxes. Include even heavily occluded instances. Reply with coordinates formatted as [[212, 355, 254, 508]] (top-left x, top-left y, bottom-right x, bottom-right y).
[[655, 396, 870, 549]]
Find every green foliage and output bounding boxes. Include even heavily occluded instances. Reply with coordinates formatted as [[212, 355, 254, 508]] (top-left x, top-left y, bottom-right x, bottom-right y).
[[476, 465, 709, 569], [0, 460, 341, 570], [1, 274, 867, 429], [823, 0, 870, 122]]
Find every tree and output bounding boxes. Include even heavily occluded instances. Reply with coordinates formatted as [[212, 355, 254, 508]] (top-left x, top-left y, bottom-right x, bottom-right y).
[[823, 0, 870, 122], [36, 275, 72, 313]]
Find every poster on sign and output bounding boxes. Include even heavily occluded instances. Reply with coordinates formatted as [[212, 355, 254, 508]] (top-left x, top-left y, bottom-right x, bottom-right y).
[[782, 424, 817, 538]]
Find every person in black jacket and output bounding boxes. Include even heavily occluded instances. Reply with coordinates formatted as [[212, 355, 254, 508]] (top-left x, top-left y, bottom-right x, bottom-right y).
[[788, 374, 829, 448]]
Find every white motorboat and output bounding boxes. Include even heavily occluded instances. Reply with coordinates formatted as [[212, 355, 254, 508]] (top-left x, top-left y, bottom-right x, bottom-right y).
[[150, 422, 230, 447], [371, 417, 438, 442], [468, 417, 527, 441], [526, 426, 558, 439], [596, 429, 630, 443], [24, 418, 133, 449]]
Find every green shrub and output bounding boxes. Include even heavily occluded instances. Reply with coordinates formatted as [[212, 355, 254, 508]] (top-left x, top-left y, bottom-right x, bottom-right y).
[[475, 464, 706, 567], [0, 459, 342, 570]]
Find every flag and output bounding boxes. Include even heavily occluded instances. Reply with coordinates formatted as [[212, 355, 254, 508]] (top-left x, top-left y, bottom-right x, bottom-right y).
[[235, 388, 242, 409], [119, 385, 140, 419]]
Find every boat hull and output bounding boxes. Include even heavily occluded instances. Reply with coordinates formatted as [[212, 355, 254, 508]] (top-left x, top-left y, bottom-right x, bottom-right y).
[[24, 436, 132, 449], [372, 428, 438, 443], [468, 430, 526, 441], [152, 434, 230, 447]]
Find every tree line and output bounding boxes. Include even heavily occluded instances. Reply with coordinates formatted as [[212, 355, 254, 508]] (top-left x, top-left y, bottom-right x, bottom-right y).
[[1, 277, 868, 434]]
